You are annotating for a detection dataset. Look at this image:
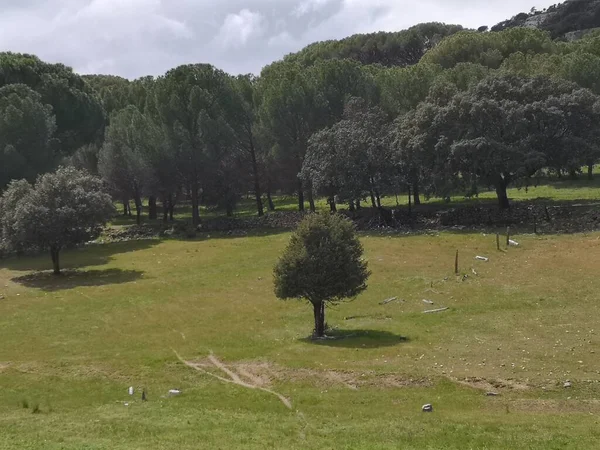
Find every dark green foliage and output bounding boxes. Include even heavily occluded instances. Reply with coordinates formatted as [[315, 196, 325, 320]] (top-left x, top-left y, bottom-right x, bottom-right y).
[[273, 213, 370, 337], [0, 53, 104, 155], [0, 84, 58, 188], [98, 106, 158, 225], [0, 167, 114, 274], [154, 64, 236, 225]]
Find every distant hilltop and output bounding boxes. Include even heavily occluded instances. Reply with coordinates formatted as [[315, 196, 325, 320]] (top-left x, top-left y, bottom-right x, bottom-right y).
[[491, 0, 600, 40]]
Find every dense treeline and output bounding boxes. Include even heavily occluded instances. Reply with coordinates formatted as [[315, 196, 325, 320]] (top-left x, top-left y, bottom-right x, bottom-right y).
[[2, 23, 600, 222]]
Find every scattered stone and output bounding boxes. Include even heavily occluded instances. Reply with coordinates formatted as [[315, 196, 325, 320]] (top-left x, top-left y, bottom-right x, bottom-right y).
[[508, 240, 520, 247], [422, 404, 433, 412], [168, 389, 181, 396], [564, 381, 572, 388], [475, 256, 489, 262]]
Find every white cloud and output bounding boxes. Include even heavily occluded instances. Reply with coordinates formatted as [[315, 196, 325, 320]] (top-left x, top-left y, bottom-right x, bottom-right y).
[[215, 9, 265, 48], [0, 0, 558, 78], [293, 0, 333, 17]]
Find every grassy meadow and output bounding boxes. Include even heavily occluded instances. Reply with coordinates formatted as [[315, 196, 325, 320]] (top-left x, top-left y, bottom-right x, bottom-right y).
[[2, 221, 600, 448]]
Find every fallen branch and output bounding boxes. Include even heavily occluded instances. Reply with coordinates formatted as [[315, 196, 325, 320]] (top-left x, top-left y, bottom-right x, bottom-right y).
[[173, 350, 292, 409], [423, 307, 449, 314], [380, 296, 399, 305]]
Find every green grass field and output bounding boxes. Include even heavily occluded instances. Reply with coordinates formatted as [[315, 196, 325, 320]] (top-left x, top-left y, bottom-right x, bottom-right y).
[[2, 227, 600, 448]]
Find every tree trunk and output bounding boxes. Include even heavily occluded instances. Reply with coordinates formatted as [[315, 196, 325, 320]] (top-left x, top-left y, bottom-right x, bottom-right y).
[[413, 180, 421, 206], [250, 144, 264, 217], [162, 195, 169, 223], [298, 180, 305, 212], [495, 180, 510, 209], [349, 201, 355, 212], [148, 196, 157, 220], [168, 193, 175, 221], [408, 185, 412, 217], [312, 301, 325, 338], [50, 247, 60, 275], [122, 200, 129, 216], [266, 179, 276, 211], [191, 181, 200, 226], [226, 202, 234, 217], [356, 199, 362, 210], [370, 190, 377, 208], [134, 194, 142, 225], [267, 191, 275, 211], [329, 197, 337, 212], [308, 187, 316, 212], [588, 163, 594, 180], [375, 190, 382, 209]]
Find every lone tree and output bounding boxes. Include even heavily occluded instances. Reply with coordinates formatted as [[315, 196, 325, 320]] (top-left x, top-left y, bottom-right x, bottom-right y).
[[0, 166, 114, 274], [273, 214, 370, 338]]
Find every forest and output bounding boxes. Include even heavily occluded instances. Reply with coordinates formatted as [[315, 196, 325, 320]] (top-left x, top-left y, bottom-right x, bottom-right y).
[[2, 4, 600, 228]]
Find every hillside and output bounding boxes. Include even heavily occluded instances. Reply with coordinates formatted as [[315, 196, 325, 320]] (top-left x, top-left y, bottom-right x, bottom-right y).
[[283, 23, 463, 67], [492, 0, 600, 39]]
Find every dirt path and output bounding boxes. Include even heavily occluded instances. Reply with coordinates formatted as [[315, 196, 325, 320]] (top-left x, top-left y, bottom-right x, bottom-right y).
[[173, 350, 292, 409]]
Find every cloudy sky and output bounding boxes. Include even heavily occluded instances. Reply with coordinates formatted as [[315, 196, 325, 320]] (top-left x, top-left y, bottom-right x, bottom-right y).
[[1, 0, 555, 79]]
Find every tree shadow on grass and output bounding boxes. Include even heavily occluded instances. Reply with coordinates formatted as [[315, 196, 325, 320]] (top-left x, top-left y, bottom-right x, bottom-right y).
[[0, 239, 159, 272], [301, 329, 409, 349], [11, 268, 145, 292]]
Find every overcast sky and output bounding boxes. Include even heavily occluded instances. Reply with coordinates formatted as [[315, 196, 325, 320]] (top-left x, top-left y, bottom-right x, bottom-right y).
[[0, 0, 556, 79]]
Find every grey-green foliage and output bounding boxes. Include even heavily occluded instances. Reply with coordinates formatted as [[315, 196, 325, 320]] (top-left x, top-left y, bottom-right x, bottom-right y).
[[421, 28, 555, 69], [0, 166, 114, 274], [273, 213, 370, 337], [302, 97, 393, 206], [400, 74, 600, 208], [0, 84, 58, 188]]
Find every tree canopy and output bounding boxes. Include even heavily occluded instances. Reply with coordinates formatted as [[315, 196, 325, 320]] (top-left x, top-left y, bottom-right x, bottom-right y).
[[0, 167, 114, 274], [273, 213, 370, 337]]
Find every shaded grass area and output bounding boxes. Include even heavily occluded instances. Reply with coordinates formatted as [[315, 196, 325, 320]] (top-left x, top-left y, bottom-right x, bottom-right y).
[[2, 230, 600, 447]]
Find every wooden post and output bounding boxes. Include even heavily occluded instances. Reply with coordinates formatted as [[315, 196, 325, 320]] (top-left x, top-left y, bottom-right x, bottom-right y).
[[506, 227, 510, 248], [455, 250, 459, 275], [496, 233, 500, 251], [533, 215, 537, 234]]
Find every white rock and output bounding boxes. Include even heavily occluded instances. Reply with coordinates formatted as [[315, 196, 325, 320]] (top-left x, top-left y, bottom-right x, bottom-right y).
[[422, 404, 433, 412], [169, 389, 181, 396]]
